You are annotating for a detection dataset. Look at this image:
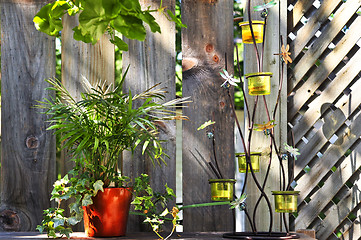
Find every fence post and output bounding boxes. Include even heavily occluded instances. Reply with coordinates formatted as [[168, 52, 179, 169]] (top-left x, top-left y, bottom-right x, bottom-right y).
[[60, 14, 115, 231], [0, 0, 56, 230], [122, 0, 177, 232], [181, 0, 234, 232], [243, 0, 287, 232]]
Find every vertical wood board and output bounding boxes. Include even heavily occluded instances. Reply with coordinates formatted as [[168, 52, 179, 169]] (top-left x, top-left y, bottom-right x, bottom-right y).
[[0, 1, 56, 230], [243, 0, 288, 232], [61, 14, 115, 231], [122, 0, 176, 232], [181, 0, 234, 232]]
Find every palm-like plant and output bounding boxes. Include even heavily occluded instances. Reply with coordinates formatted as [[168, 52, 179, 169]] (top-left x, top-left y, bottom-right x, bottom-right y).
[[39, 77, 189, 186], [36, 77, 189, 238]]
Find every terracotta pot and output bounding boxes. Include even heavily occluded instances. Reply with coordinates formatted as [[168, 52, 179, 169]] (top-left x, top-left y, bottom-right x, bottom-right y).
[[83, 187, 133, 237]]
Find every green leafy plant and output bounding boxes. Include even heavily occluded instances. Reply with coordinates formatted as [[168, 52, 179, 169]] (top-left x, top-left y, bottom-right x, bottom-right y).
[[35, 76, 190, 238], [33, 0, 186, 51]]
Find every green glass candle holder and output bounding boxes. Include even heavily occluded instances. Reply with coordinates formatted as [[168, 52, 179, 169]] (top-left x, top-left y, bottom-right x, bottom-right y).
[[208, 179, 236, 201], [245, 72, 272, 96], [239, 21, 265, 44], [236, 152, 261, 173], [272, 191, 300, 213]]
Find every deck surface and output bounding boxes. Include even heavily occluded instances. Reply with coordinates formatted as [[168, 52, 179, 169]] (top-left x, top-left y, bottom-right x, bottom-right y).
[[0, 232, 316, 239]]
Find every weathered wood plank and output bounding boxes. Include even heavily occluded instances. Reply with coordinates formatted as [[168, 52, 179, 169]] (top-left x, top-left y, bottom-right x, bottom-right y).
[[288, 15, 361, 120], [295, 142, 361, 230], [339, 213, 361, 240], [288, 0, 361, 93], [243, 0, 287, 232], [295, 110, 361, 202], [294, 79, 361, 176], [122, 0, 176, 232], [291, 47, 361, 144], [314, 167, 361, 238], [62, 15, 114, 102], [289, 0, 345, 59], [0, 1, 56, 230], [290, 0, 315, 29], [61, 14, 115, 232], [181, 0, 234, 232]]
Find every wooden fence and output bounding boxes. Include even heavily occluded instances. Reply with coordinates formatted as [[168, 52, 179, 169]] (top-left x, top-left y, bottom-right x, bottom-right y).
[[0, 0, 360, 238], [288, 0, 361, 239]]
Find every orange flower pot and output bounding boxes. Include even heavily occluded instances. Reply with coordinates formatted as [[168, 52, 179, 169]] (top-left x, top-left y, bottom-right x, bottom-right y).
[[245, 72, 272, 96], [239, 21, 265, 44], [83, 187, 133, 237]]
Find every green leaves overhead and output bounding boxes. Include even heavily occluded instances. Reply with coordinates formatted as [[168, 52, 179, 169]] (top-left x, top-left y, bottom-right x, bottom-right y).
[[33, 0, 185, 50]]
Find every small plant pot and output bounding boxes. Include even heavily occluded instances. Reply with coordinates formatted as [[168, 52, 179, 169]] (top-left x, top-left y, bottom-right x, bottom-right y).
[[236, 152, 261, 173], [272, 191, 300, 213], [83, 187, 133, 237], [239, 21, 265, 44], [209, 179, 236, 201], [245, 72, 272, 96]]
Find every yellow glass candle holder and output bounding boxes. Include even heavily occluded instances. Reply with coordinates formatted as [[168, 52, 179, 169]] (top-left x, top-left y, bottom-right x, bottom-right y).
[[208, 179, 236, 201], [239, 21, 265, 44], [245, 72, 272, 96], [236, 152, 261, 173], [272, 191, 300, 213]]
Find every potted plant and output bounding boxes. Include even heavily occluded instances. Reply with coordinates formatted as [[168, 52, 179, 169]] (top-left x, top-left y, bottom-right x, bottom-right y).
[[35, 77, 189, 238]]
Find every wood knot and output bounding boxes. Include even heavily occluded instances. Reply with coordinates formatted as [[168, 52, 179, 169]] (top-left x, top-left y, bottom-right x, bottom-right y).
[[219, 101, 225, 108], [212, 55, 220, 63], [205, 44, 214, 53], [26, 136, 39, 149], [0, 210, 20, 231]]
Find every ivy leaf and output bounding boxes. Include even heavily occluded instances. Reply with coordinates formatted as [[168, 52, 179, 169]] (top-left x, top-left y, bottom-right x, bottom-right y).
[[82, 194, 93, 206], [52, 216, 65, 228], [69, 202, 81, 214], [93, 180, 104, 195], [67, 216, 81, 226], [165, 184, 176, 197], [59, 228, 73, 238], [36, 225, 45, 233]]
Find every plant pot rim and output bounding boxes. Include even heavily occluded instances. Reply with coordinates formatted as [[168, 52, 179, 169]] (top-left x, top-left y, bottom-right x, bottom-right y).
[[245, 72, 273, 78], [236, 152, 262, 157], [272, 191, 300, 195], [239, 20, 265, 26], [209, 179, 236, 184]]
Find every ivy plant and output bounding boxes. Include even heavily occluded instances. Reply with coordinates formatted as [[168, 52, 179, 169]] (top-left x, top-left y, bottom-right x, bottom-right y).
[[33, 0, 185, 51]]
